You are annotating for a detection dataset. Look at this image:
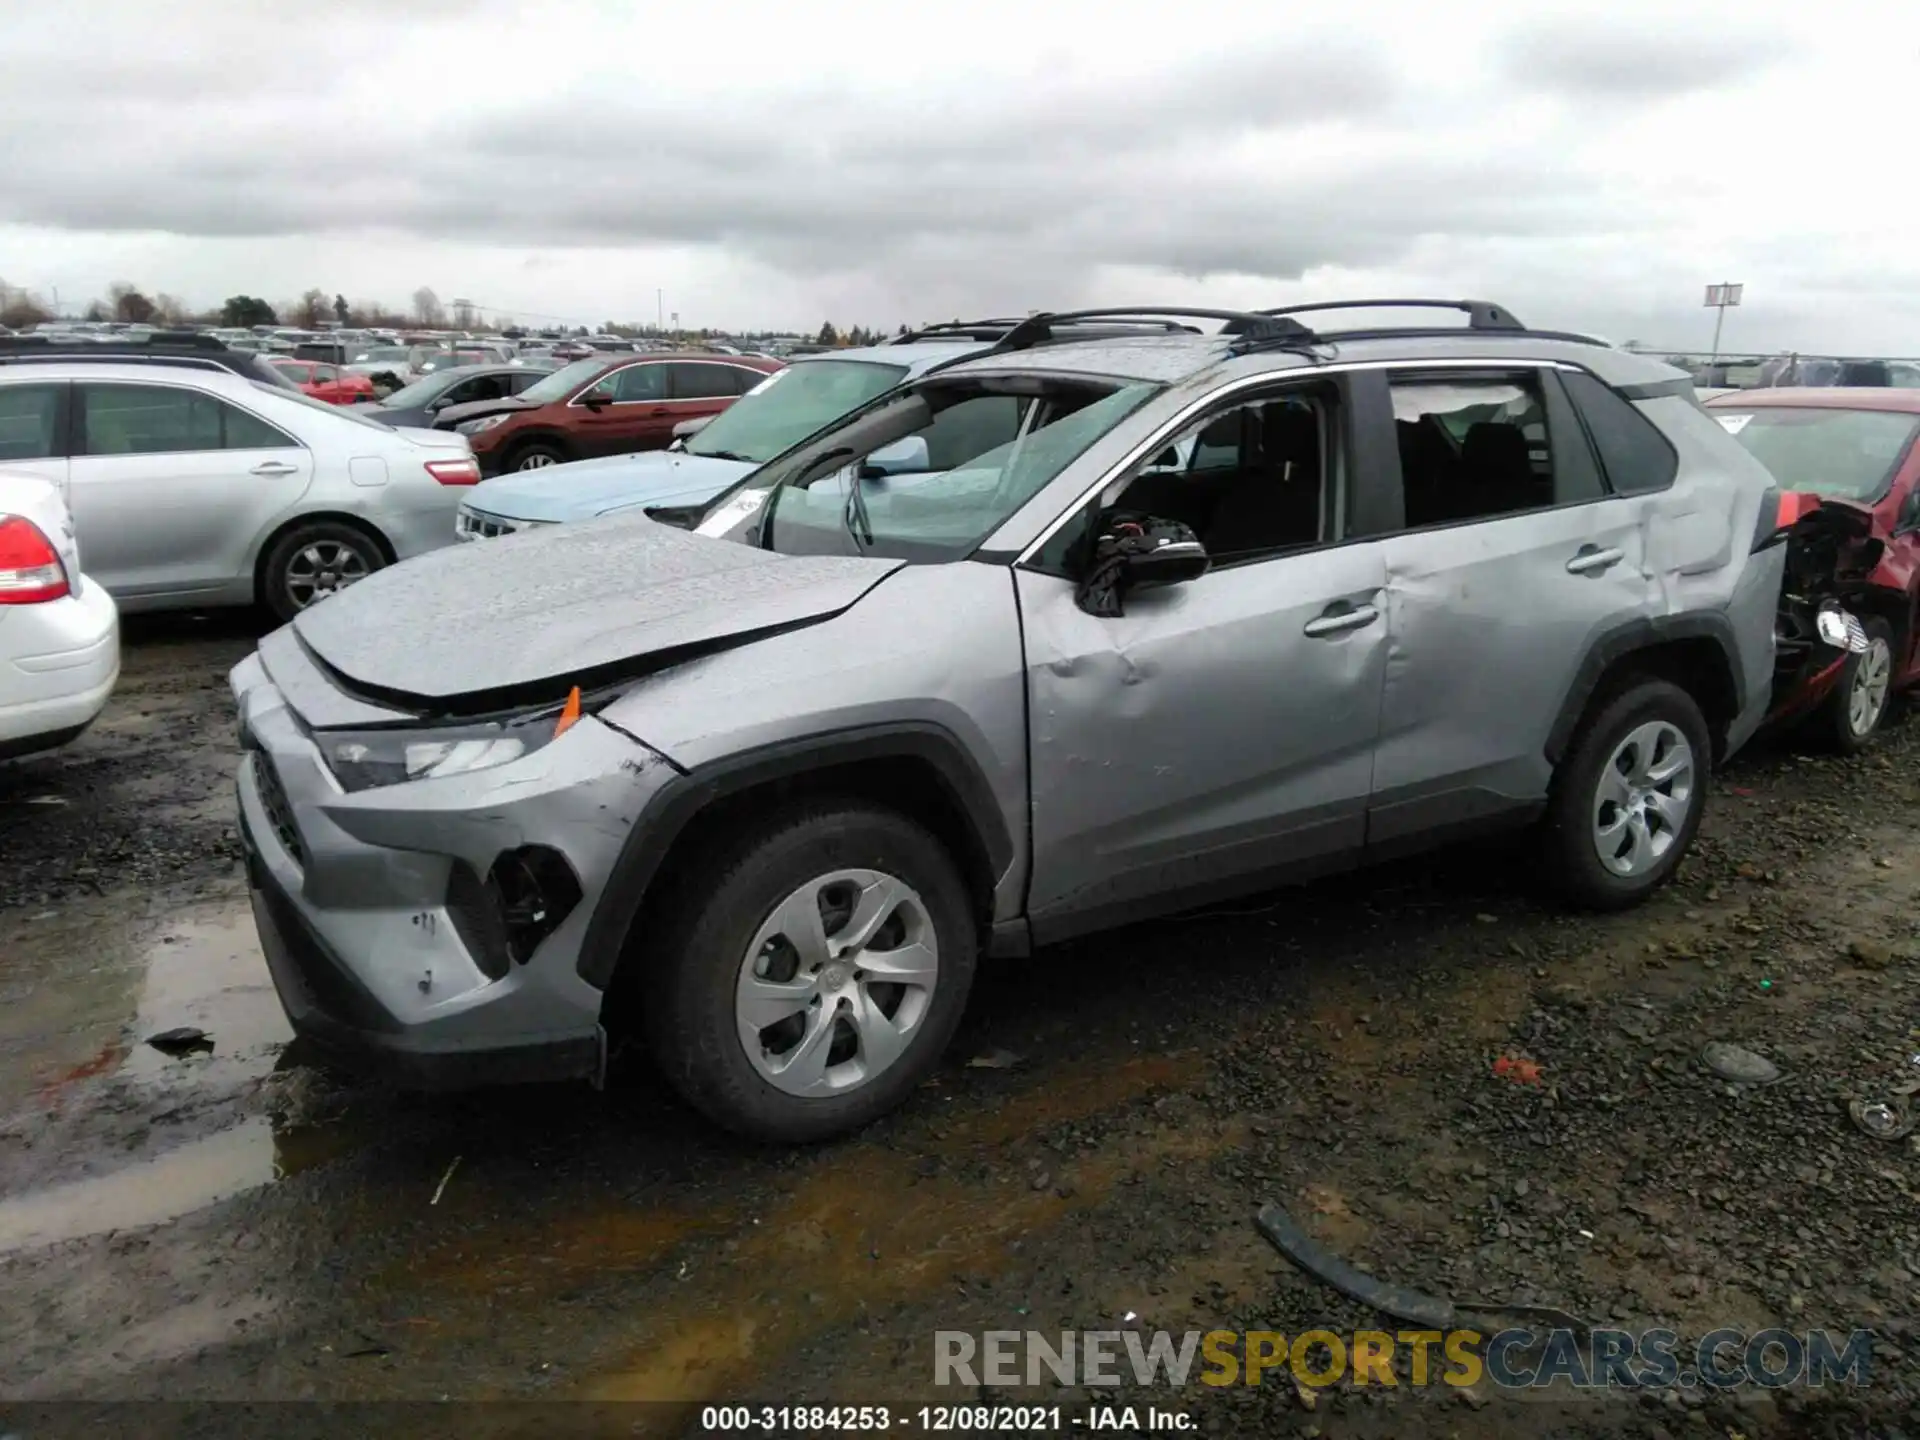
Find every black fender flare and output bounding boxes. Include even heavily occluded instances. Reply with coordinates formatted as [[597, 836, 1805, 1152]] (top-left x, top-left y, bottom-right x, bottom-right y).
[[575, 722, 1015, 989], [1544, 612, 1747, 766]]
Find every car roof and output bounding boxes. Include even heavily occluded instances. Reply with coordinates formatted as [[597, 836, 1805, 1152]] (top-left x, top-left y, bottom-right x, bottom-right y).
[[1703, 387, 1920, 414], [0, 360, 258, 390], [793, 340, 990, 375]]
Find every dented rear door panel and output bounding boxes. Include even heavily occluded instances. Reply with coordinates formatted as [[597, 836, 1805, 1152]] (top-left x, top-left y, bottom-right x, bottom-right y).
[[1370, 496, 1654, 839]]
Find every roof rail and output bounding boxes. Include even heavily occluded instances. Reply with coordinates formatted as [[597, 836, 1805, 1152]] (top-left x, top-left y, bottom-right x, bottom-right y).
[[988, 307, 1318, 357], [1255, 298, 1527, 333], [889, 316, 1206, 346], [0, 330, 231, 354]]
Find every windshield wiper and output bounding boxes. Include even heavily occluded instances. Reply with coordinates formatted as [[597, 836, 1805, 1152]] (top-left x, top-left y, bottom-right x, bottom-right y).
[[844, 469, 874, 549], [695, 448, 753, 463]]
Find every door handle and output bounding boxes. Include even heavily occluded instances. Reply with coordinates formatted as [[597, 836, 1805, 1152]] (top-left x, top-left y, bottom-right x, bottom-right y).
[[250, 461, 299, 476], [1565, 546, 1625, 575], [1303, 603, 1380, 638]]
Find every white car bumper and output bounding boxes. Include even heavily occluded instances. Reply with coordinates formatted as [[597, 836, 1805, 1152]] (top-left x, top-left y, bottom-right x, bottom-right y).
[[0, 577, 120, 756]]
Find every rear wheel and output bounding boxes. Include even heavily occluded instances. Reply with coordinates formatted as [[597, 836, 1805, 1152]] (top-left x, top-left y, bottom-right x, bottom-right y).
[[506, 440, 568, 471], [260, 521, 385, 622], [643, 803, 977, 1143], [1820, 616, 1894, 754], [1541, 677, 1711, 910]]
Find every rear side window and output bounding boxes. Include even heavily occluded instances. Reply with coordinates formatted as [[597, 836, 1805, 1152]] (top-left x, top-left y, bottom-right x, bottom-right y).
[[1562, 370, 1679, 494], [669, 362, 741, 400], [0, 384, 63, 461], [1389, 372, 1577, 528], [79, 383, 294, 455]]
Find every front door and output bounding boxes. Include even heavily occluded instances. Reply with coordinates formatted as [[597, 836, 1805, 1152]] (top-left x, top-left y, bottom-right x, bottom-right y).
[[1367, 367, 1656, 842], [1015, 381, 1389, 938], [571, 361, 671, 457], [66, 381, 313, 599]]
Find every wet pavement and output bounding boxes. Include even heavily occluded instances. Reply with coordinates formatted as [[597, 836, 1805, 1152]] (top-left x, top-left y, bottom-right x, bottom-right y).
[[2, 613, 1918, 1436]]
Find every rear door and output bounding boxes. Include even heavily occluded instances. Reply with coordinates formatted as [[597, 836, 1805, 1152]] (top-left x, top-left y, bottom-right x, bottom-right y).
[[667, 361, 754, 438], [1363, 365, 1656, 845], [0, 380, 69, 492], [66, 380, 313, 599]]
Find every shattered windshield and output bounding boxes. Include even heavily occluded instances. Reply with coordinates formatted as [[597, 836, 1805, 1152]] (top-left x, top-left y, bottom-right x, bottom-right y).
[[761, 380, 1160, 562], [1718, 407, 1920, 502]]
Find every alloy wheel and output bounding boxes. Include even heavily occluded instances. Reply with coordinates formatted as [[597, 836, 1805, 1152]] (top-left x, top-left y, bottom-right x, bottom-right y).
[[284, 540, 371, 609], [1591, 721, 1695, 878], [735, 868, 939, 1097], [1848, 636, 1893, 738], [516, 451, 557, 470]]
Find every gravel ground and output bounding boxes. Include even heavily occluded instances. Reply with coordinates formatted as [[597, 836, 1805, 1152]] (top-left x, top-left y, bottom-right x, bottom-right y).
[[1, 617, 1916, 1439]]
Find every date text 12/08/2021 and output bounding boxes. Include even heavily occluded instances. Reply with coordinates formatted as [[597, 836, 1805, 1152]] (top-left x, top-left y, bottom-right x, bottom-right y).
[[699, 1405, 1194, 1432]]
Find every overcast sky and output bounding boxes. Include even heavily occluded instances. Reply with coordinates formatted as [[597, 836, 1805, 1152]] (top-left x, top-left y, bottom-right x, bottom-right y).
[[1, 0, 1912, 352]]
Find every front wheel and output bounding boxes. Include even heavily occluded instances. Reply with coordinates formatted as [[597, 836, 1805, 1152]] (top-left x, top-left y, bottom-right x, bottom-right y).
[[1820, 616, 1894, 754], [1541, 677, 1711, 911], [260, 521, 385, 622], [507, 441, 568, 471], [643, 803, 978, 1143]]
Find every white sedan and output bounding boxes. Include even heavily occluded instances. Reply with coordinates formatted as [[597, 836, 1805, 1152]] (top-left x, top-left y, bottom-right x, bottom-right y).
[[0, 471, 118, 759]]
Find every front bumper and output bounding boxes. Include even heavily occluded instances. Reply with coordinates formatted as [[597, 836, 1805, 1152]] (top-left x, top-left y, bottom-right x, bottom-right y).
[[231, 646, 679, 1090]]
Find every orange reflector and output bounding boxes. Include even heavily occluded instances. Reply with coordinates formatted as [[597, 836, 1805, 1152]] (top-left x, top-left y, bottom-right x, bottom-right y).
[[554, 686, 582, 738]]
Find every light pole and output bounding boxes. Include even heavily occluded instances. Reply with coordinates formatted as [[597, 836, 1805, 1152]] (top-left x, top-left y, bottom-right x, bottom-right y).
[[1704, 282, 1743, 365]]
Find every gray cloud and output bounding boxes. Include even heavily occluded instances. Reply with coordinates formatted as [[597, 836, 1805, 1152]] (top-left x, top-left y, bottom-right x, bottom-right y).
[[1492, 20, 1792, 99], [0, 0, 1900, 349]]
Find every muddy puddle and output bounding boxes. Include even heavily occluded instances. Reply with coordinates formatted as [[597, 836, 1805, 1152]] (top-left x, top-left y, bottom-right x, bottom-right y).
[[0, 888, 288, 1114], [0, 1113, 351, 1253]]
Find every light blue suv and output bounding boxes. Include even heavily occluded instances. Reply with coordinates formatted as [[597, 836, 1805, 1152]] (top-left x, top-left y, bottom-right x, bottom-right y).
[[453, 322, 1195, 539]]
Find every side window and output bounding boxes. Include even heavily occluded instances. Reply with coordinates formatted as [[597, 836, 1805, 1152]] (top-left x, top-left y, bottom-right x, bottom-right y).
[[280, 363, 312, 384], [0, 384, 64, 462], [312, 366, 338, 384], [1105, 392, 1329, 561], [1560, 370, 1680, 494], [612, 364, 667, 402], [508, 370, 546, 394], [217, 400, 296, 450], [79, 384, 222, 456], [1389, 372, 1589, 529], [668, 363, 740, 400]]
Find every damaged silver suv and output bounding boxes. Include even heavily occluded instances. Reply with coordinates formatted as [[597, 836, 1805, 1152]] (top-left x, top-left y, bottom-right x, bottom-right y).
[[231, 300, 1788, 1142]]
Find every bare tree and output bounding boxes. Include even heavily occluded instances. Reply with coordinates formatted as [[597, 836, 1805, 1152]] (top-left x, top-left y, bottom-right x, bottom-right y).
[[296, 288, 328, 328], [107, 282, 157, 325], [451, 297, 477, 329], [0, 278, 53, 330], [412, 287, 445, 327]]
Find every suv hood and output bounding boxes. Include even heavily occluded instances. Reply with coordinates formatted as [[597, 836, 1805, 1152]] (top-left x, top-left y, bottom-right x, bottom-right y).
[[434, 395, 536, 427], [290, 511, 903, 712], [466, 450, 758, 524]]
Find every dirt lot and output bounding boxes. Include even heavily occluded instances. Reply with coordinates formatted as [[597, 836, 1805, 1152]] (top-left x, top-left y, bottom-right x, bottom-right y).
[[1, 614, 1917, 1438]]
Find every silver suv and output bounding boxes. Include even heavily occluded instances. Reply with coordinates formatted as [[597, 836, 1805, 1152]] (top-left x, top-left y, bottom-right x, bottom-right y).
[[230, 300, 1787, 1142]]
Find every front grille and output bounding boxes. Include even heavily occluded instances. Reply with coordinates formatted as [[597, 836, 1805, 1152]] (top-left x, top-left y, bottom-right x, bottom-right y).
[[252, 754, 306, 867]]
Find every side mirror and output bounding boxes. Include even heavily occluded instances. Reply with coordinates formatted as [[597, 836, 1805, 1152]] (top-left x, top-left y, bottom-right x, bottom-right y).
[[582, 391, 611, 410], [672, 416, 714, 439], [861, 435, 930, 479], [1074, 515, 1209, 617]]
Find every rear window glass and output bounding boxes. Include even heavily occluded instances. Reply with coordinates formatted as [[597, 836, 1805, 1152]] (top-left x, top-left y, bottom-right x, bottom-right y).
[[1713, 406, 1920, 503], [1561, 370, 1679, 495]]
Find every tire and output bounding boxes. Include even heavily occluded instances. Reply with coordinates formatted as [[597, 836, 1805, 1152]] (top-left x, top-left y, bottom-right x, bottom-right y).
[[260, 521, 386, 623], [1541, 677, 1712, 911], [505, 440, 568, 472], [643, 803, 978, 1143], [1819, 616, 1894, 755]]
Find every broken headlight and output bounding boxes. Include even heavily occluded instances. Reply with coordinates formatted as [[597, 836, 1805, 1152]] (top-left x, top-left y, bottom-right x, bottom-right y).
[[320, 723, 554, 792]]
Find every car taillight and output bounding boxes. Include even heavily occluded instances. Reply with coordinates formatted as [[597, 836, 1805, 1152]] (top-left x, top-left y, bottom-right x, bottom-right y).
[[0, 514, 71, 604], [425, 459, 481, 486]]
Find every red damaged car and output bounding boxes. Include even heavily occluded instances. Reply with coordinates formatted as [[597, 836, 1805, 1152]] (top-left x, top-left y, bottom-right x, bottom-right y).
[[267, 357, 377, 406], [1707, 388, 1920, 750]]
